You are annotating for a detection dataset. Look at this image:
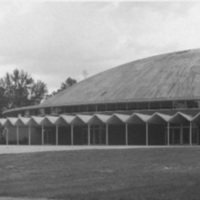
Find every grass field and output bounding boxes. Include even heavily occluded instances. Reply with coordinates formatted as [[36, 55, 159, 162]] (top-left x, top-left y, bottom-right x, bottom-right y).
[[0, 147, 200, 200]]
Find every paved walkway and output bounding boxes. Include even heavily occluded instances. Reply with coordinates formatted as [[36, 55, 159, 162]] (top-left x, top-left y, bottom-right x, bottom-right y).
[[0, 145, 195, 154]]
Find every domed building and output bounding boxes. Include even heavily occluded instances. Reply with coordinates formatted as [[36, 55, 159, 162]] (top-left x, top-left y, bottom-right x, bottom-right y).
[[1, 49, 200, 146]]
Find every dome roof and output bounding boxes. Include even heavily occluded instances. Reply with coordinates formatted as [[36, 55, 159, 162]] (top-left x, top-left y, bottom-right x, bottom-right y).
[[4, 48, 200, 115], [41, 49, 200, 107]]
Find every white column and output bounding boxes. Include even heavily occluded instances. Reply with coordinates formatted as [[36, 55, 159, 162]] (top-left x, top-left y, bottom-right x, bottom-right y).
[[180, 124, 183, 145], [41, 125, 44, 145], [125, 123, 128, 146], [189, 122, 192, 146], [167, 123, 170, 146], [92, 127, 95, 145], [71, 125, 74, 145], [99, 126, 102, 144], [28, 126, 31, 145], [98, 126, 101, 144], [88, 124, 90, 145], [56, 125, 58, 145], [106, 124, 109, 145], [16, 126, 19, 145], [146, 123, 148, 146], [6, 127, 9, 145]]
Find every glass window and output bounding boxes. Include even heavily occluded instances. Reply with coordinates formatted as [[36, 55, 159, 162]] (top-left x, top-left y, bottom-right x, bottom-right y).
[[186, 100, 198, 108], [45, 108, 50, 115], [97, 104, 106, 111], [173, 101, 186, 109], [127, 102, 138, 110], [88, 105, 97, 112], [107, 103, 116, 111], [72, 106, 79, 113], [65, 106, 72, 113], [79, 105, 88, 112], [137, 102, 149, 110], [116, 103, 127, 111], [160, 101, 173, 109], [149, 102, 160, 109]]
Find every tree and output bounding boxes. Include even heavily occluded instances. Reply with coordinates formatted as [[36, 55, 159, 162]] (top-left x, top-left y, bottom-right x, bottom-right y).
[[46, 77, 77, 99], [29, 80, 48, 105], [0, 69, 48, 113], [60, 77, 77, 91]]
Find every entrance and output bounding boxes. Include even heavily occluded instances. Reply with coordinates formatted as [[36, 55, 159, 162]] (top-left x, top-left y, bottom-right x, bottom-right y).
[[90, 126, 106, 145]]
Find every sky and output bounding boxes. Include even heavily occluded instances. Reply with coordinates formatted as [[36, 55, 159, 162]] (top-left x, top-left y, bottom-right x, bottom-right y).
[[0, 1, 200, 93]]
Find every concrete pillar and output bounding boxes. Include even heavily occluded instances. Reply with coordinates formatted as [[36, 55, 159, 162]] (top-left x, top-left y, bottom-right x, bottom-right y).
[[106, 124, 109, 145], [167, 123, 170, 146], [28, 126, 31, 145], [6, 127, 9, 145], [88, 124, 90, 145], [146, 123, 148, 146], [180, 124, 183, 145], [99, 126, 101, 144], [56, 125, 59, 145], [190, 122, 192, 146], [71, 125, 74, 145], [41, 125, 44, 145], [125, 123, 128, 145], [16, 126, 19, 145]]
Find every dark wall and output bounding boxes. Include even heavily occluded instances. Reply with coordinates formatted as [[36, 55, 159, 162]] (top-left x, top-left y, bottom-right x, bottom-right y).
[[58, 126, 71, 145], [73, 126, 88, 145], [44, 127, 56, 145], [148, 124, 166, 145], [108, 124, 125, 145], [128, 124, 146, 145]]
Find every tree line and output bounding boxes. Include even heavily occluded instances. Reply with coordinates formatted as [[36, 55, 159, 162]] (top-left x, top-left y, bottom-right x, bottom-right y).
[[0, 69, 77, 116]]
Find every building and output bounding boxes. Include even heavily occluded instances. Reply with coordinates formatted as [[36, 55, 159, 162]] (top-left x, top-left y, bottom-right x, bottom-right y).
[[1, 49, 200, 146]]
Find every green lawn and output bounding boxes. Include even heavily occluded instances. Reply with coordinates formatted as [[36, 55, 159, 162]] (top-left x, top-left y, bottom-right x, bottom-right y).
[[1, 147, 200, 200]]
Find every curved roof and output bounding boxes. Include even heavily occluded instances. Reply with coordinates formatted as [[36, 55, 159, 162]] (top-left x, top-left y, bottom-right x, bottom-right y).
[[4, 48, 200, 114], [40, 48, 200, 105]]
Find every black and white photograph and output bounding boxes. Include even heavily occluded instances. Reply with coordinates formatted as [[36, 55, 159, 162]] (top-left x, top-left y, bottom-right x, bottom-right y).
[[0, 0, 200, 199]]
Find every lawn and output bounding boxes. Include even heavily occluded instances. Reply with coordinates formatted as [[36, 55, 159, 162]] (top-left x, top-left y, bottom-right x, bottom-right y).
[[0, 147, 200, 200]]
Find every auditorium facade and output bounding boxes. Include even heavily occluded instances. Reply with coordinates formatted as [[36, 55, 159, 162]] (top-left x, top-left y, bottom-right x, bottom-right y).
[[1, 49, 200, 146]]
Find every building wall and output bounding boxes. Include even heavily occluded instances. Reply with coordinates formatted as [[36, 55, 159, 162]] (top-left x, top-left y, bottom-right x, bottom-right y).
[[108, 124, 126, 145], [58, 126, 71, 145], [73, 126, 88, 145], [128, 125, 146, 145], [6, 127, 42, 145], [148, 124, 166, 145]]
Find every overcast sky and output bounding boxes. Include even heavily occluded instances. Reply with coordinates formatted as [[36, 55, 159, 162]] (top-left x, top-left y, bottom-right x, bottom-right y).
[[0, 1, 200, 93]]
